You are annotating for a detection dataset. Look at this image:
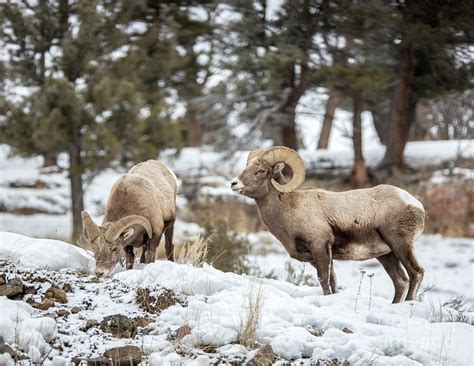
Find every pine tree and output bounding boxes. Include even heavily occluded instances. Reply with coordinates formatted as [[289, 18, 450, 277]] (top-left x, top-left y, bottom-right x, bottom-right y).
[[0, 0, 184, 240]]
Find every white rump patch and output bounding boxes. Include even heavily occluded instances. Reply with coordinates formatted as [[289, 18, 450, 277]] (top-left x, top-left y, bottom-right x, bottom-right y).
[[163, 164, 178, 186], [395, 187, 424, 210]]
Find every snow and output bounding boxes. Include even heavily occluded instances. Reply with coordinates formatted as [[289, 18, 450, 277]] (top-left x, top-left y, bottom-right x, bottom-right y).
[[0, 232, 95, 273], [0, 232, 472, 364], [0, 297, 57, 358], [428, 167, 474, 185], [160, 140, 473, 178], [113, 260, 473, 365]]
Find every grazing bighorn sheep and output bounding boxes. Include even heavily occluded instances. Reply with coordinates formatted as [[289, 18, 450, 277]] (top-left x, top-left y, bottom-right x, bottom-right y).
[[231, 147, 425, 303], [79, 160, 177, 276]]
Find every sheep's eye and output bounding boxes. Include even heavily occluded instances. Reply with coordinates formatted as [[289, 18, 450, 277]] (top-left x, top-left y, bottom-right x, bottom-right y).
[[111, 247, 119, 253], [257, 169, 266, 174]]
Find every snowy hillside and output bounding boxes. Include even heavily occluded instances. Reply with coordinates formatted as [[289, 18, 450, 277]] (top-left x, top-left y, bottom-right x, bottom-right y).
[[0, 233, 472, 365]]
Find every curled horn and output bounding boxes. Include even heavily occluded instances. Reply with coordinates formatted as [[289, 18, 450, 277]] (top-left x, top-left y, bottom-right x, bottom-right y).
[[105, 215, 152, 242], [246, 149, 264, 166], [261, 146, 305, 193], [81, 211, 101, 242]]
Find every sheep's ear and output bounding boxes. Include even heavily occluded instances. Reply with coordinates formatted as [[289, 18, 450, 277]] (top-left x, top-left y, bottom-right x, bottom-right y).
[[272, 162, 285, 177], [76, 234, 89, 249]]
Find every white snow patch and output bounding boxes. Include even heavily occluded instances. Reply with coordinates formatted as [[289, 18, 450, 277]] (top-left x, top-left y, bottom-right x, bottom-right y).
[[0, 297, 57, 358], [115, 261, 473, 365], [0, 232, 95, 273]]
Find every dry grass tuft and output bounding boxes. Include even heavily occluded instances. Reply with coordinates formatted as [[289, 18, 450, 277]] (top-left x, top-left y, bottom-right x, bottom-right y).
[[285, 262, 316, 286], [176, 235, 209, 266], [136, 288, 185, 314], [238, 284, 264, 349]]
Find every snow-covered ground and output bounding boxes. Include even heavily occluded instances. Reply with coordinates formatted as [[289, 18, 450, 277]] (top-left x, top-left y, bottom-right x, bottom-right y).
[[0, 233, 472, 365]]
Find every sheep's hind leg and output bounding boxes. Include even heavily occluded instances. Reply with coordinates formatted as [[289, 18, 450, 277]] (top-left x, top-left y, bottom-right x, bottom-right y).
[[377, 252, 409, 303], [330, 260, 337, 294], [378, 231, 424, 301], [164, 220, 175, 262], [310, 243, 333, 295]]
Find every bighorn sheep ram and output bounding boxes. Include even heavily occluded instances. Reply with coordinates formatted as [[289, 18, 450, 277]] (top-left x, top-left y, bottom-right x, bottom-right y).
[[231, 147, 425, 303], [79, 160, 177, 276]]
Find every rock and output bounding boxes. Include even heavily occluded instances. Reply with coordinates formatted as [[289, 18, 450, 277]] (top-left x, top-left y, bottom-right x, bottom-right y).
[[342, 327, 353, 334], [248, 345, 275, 366], [0, 277, 23, 298], [24, 285, 37, 295], [34, 297, 55, 310], [0, 275, 5, 286], [174, 324, 191, 341], [103, 346, 142, 366], [0, 343, 28, 360], [82, 319, 99, 331], [72, 356, 110, 366], [134, 317, 153, 329], [71, 306, 81, 314], [100, 315, 137, 338], [62, 283, 73, 293], [56, 309, 70, 318], [45, 286, 68, 304]]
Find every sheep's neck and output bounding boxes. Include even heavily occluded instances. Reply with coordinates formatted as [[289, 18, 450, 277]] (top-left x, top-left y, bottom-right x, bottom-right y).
[[255, 187, 283, 220]]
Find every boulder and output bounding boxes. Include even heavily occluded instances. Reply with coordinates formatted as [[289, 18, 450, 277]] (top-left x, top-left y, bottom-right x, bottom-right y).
[[247, 345, 275, 366], [34, 297, 55, 310], [103, 346, 142, 366], [45, 286, 68, 304], [0, 278, 23, 298], [82, 319, 99, 331], [100, 315, 136, 338]]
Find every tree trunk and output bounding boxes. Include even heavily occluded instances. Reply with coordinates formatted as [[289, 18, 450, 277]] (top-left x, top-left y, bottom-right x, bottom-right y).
[[351, 93, 368, 187], [317, 92, 339, 149], [393, 46, 415, 169], [371, 104, 391, 146], [69, 140, 84, 242], [281, 109, 298, 149], [186, 102, 202, 147]]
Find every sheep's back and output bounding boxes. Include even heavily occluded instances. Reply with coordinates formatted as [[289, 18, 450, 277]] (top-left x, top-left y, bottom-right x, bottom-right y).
[[104, 160, 177, 224]]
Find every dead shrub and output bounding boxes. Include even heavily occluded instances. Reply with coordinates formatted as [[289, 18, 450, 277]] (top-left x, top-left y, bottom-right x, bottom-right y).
[[176, 235, 209, 266], [136, 288, 185, 314], [238, 284, 264, 349], [204, 221, 250, 273]]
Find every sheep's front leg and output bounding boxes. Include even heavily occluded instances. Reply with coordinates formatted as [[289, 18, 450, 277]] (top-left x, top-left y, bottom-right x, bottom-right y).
[[310, 242, 333, 295], [145, 234, 162, 264], [124, 246, 135, 270]]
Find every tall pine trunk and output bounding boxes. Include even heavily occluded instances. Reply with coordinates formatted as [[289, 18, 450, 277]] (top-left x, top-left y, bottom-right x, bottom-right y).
[[282, 109, 298, 149], [351, 93, 368, 187], [186, 102, 202, 147], [317, 92, 339, 149], [69, 139, 84, 242], [389, 46, 415, 169]]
